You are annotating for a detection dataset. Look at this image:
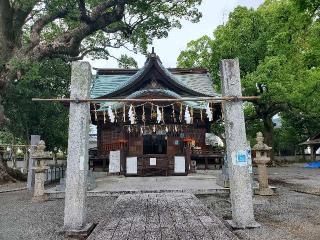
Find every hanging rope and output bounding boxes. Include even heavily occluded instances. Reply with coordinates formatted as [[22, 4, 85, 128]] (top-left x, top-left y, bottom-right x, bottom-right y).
[[142, 105, 146, 123], [114, 108, 118, 122], [206, 102, 213, 121], [103, 111, 106, 123], [108, 106, 115, 123], [190, 107, 194, 124], [172, 104, 176, 123], [184, 105, 191, 124], [90, 101, 220, 124], [161, 106, 164, 123], [179, 103, 183, 122], [156, 106, 161, 123], [123, 105, 126, 122], [94, 103, 98, 121]]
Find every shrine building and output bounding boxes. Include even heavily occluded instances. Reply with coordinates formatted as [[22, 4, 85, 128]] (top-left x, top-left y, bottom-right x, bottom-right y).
[[89, 52, 224, 176]]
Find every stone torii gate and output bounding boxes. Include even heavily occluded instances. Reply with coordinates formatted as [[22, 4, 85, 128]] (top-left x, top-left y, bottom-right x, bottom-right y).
[[62, 59, 259, 235]]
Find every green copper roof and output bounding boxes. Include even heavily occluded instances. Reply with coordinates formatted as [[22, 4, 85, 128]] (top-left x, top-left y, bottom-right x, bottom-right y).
[[90, 55, 219, 99], [91, 72, 217, 98], [91, 75, 130, 99]]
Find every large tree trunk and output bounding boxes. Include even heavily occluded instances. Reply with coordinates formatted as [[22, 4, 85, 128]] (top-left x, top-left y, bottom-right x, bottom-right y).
[[263, 116, 275, 164]]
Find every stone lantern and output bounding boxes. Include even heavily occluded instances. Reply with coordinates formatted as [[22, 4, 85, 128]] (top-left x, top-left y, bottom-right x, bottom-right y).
[[31, 140, 51, 202], [252, 132, 274, 196]]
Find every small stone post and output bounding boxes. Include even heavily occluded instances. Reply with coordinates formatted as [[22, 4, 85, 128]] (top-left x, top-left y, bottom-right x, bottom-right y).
[[63, 62, 92, 233], [252, 132, 274, 196], [32, 140, 50, 202], [220, 59, 259, 228], [27, 135, 41, 190]]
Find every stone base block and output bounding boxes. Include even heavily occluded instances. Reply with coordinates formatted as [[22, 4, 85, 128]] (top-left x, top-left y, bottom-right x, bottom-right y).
[[226, 220, 261, 229], [216, 177, 230, 188], [63, 223, 96, 239], [254, 187, 275, 196], [32, 194, 48, 203]]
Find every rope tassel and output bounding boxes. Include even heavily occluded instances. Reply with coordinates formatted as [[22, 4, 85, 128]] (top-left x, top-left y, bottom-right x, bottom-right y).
[[179, 103, 183, 122], [94, 104, 98, 121], [184, 105, 191, 124], [123, 105, 126, 122], [108, 106, 115, 123], [103, 111, 106, 124], [206, 102, 213, 121]]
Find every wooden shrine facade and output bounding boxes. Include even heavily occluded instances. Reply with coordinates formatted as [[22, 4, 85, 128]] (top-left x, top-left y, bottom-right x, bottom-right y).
[[89, 52, 224, 176]]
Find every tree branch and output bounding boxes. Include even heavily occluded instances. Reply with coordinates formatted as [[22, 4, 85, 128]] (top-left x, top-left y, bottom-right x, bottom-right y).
[[28, 7, 69, 50], [267, 102, 289, 117], [53, 47, 110, 61], [77, 0, 92, 23], [12, 1, 39, 34], [29, 0, 127, 60], [0, 0, 13, 41]]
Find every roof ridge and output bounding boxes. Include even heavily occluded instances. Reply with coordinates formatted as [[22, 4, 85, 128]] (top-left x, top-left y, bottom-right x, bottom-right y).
[[95, 68, 208, 75]]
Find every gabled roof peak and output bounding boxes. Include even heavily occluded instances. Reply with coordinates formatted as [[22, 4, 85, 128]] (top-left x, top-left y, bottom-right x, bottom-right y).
[[145, 48, 162, 64], [91, 53, 218, 99]]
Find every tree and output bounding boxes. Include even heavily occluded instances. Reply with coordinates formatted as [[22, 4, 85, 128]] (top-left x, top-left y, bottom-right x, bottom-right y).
[[118, 54, 138, 69], [0, 58, 70, 182], [2, 58, 70, 150], [0, 0, 203, 123], [177, 0, 320, 159]]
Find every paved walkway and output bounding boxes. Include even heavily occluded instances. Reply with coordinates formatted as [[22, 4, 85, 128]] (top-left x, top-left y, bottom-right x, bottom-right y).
[[88, 193, 238, 240], [92, 173, 228, 194], [46, 171, 229, 197]]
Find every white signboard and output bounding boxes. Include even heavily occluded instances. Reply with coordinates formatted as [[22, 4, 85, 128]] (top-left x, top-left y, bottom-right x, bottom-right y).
[[150, 158, 156, 166], [109, 150, 120, 173], [174, 156, 185, 173], [126, 157, 137, 174], [232, 150, 248, 166]]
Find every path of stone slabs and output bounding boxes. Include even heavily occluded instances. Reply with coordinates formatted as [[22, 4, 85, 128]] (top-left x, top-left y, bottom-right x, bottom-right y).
[[88, 193, 238, 240]]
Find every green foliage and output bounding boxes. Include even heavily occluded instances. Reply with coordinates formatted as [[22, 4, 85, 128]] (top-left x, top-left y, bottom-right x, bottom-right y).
[[177, 0, 320, 152], [118, 54, 138, 69], [23, 0, 203, 58], [1, 59, 70, 150]]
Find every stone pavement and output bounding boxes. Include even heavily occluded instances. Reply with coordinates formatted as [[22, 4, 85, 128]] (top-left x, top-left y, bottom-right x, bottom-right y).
[[88, 193, 238, 240], [46, 171, 229, 198], [92, 174, 228, 194]]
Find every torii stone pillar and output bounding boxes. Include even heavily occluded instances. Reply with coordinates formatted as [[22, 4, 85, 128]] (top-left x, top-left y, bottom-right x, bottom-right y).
[[220, 59, 260, 229], [64, 62, 92, 233]]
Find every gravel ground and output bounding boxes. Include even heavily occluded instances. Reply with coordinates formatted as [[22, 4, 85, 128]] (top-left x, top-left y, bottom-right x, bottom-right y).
[[0, 190, 117, 240], [0, 164, 319, 240], [1, 187, 319, 240], [199, 187, 320, 240]]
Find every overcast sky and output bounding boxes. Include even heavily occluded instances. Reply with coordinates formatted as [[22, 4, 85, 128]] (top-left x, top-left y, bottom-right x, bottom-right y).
[[87, 0, 263, 69]]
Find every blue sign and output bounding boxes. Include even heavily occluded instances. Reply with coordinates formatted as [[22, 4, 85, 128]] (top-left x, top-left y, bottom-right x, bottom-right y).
[[237, 152, 247, 163], [232, 150, 248, 166]]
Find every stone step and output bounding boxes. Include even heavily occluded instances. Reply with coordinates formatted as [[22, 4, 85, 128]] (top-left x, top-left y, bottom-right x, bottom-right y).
[[45, 187, 230, 199]]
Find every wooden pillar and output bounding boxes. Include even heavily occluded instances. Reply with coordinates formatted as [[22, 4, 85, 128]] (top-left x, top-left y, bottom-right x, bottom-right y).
[[205, 157, 208, 170], [310, 145, 316, 161]]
